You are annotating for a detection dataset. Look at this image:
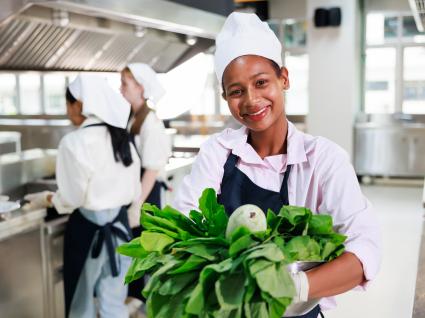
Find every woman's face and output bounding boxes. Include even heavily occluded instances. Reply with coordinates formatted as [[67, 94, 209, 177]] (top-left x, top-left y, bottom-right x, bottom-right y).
[[120, 70, 145, 109], [66, 100, 85, 126], [222, 55, 289, 132]]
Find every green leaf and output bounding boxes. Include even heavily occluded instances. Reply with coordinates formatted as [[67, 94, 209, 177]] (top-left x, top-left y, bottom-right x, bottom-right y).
[[140, 232, 175, 252], [158, 272, 198, 296], [169, 254, 208, 274], [254, 263, 296, 298], [215, 272, 246, 310], [285, 236, 321, 261], [172, 237, 228, 248], [244, 302, 268, 318], [143, 259, 180, 297], [116, 237, 148, 258], [229, 234, 259, 257], [189, 209, 207, 231], [248, 259, 273, 277], [174, 244, 222, 261], [260, 291, 291, 318], [124, 252, 161, 284], [185, 283, 204, 315], [246, 243, 285, 262], [198, 188, 229, 237], [308, 214, 333, 234]]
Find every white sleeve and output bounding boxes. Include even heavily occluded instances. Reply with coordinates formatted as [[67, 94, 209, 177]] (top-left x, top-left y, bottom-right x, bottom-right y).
[[318, 148, 382, 286], [139, 115, 171, 170], [172, 136, 227, 216], [52, 137, 91, 214]]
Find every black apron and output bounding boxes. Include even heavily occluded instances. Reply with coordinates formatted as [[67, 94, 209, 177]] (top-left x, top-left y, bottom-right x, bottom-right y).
[[217, 153, 323, 318], [63, 206, 131, 317], [63, 122, 133, 316]]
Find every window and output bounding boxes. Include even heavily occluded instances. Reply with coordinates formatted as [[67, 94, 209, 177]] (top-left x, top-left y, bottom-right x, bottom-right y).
[[285, 53, 308, 115], [268, 19, 309, 115], [0, 74, 18, 115], [364, 48, 396, 113], [155, 53, 218, 119], [364, 13, 425, 114], [366, 14, 398, 44], [44, 73, 66, 114], [283, 20, 307, 48], [403, 47, 425, 114], [20, 73, 42, 114]]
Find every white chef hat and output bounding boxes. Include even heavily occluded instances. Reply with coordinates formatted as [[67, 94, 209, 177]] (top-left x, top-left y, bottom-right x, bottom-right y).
[[127, 63, 166, 104], [214, 12, 283, 82], [68, 74, 130, 129]]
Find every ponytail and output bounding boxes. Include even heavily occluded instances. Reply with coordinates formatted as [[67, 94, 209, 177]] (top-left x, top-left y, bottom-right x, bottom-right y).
[[105, 124, 133, 167]]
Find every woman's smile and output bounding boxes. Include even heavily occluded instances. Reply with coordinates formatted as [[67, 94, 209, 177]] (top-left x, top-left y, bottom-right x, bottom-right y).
[[242, 105, 271, 122]]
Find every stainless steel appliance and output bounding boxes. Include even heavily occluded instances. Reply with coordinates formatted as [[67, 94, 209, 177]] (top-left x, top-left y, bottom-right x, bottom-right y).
[[354, 114, 425, 178]]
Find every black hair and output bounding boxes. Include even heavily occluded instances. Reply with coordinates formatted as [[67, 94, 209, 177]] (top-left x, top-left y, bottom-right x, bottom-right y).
[[105, 125, 133, 167], [66, 88, 77, 103], [221, 57, 282, 95], [65, 88, 133, 167]]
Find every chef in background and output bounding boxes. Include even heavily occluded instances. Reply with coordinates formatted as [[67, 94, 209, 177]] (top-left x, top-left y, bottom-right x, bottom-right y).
[[24, 74, 141, 318], [120, 63, 171, 302], [120, 63, 171, 229]]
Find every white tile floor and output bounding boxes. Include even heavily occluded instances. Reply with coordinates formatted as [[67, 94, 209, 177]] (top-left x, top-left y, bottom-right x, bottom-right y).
[[326, 185, 424, 318]]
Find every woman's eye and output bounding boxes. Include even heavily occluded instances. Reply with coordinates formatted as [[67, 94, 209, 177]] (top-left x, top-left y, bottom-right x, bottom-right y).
[[229, 89, 242, 97], [257, 79, 267, 86]]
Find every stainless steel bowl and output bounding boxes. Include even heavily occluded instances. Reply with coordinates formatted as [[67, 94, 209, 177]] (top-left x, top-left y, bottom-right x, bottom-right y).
[[286, 261, 325, 274]]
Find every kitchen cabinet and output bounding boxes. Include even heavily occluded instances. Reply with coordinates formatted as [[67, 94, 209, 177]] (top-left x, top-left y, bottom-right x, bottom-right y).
[[355, 123, 425, 178]]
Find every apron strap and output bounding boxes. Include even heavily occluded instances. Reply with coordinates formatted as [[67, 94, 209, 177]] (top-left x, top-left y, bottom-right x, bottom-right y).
[[222, 152, 239, 182], [90, 211, 132, 277], [279, 165, 292, 204], [84, 123, 107, 128]]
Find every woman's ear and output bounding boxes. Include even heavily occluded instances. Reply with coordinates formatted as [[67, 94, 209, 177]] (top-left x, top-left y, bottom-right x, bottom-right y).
[[221, 91, 227, 101], [279, 67, 290, 90]]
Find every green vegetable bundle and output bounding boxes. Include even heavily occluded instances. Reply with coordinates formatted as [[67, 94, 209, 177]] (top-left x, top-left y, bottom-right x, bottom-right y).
[[117, 189, 346, 318]]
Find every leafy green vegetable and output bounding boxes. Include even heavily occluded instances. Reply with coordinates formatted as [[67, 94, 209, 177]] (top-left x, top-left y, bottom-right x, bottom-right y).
[[117, 188, 346, 317]]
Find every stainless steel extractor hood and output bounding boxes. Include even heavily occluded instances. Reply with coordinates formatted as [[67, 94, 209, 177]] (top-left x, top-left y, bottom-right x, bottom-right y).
[[409, 0, 425, 32], [0, 0, 225, 72]]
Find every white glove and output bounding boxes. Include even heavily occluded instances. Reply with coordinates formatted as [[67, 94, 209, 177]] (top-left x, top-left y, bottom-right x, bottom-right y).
[[128, 200, 142, 228], [23, 191, 53, 211], [291, 271, 310, 303], [284, 271, 320, 317]]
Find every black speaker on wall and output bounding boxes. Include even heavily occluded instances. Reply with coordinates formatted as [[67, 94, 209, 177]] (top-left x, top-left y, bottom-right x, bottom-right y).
[[314, 7, 341, 27]]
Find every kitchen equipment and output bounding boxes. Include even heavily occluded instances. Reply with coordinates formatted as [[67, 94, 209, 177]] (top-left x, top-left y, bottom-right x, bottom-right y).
[[0, 200, 20, 221], [286, 260, 326, 274]]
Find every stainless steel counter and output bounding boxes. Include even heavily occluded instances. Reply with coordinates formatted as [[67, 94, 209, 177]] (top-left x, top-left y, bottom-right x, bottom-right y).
[[0, 207, 47, 317], [0, 207, 46, 241], [355, 122, 425, 178]]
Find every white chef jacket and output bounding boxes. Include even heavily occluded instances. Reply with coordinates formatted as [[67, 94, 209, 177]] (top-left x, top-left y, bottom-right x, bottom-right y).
[[52, 116, 141, 214], [130, 111, 171, 180], [173, 120, 382, 310]]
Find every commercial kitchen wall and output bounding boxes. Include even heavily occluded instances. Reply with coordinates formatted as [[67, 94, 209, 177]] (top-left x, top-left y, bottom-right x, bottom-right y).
[[268, 0, 413, 159]]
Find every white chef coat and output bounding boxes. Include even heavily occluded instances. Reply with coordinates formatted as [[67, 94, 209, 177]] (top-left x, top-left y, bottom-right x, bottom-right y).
[[52, 116, 141, 214], [130, 111, 171, 180], [173, 120, 381, 310]]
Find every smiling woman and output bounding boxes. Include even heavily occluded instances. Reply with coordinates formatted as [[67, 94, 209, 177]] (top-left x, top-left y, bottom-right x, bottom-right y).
[[173, 11, 381, 318]]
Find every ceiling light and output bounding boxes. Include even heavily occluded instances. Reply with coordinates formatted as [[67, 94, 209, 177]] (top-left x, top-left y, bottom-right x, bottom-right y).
[[52, 9, 69, 27], [185, 35, 197, 46], [134, 25, 146, 38]]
